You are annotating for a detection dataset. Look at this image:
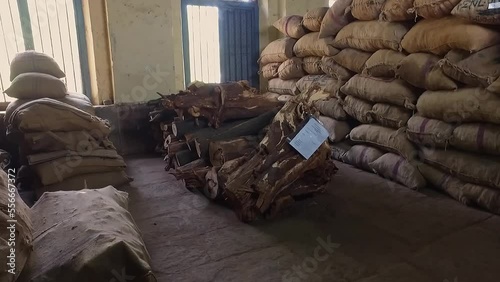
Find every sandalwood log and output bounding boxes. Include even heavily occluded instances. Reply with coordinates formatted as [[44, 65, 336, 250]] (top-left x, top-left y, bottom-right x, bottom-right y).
[[175, 150, 199, 167], [172, 119, 209, 137], [167, 141, 188, 157], [204, 156, 248, 200], [208, 136, 259, 167]]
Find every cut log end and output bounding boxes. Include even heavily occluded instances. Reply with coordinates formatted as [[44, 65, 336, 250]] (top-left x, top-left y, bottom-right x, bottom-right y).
[[204, 167, 220, 200]]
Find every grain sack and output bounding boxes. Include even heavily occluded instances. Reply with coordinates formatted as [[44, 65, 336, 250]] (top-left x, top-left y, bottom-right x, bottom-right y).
[[343, 95, 374, 124], [293, 32, 339, 57], [451, 123, 500, 155], [350, 124, 417, 159], [421, 147, 500, 190], [18, 187, 155, 282], [278, 58, 306, 80], [371, 103, 411, 129], [261, 62, 281, 80], [440, 46, 500, 88], [341, 75, 419, 109], [10, 50, 65, 81], [296, 75, 345, 95], [363, 49, 406, 78], [419, 164, 500, 214], [37, 171, 132, 197], [342, 145, 385, 171], [397, 53, 458, 91], [321, 56, 354, 80], [303, 57, 324, 75], [27, 149, 122, 166], [412, 0, 461, 18], [318, 116, 351, 142], [380, 0, 415, 21], [313, 98, 348, 120], [33, 155, 126, 186], [334, 21, 409, 52], [8, 99, 110, 135], [406, 115, 455, 147], [369, 153, 426, 190], [303, 7, 329, 31], [260, 38, 297, 65], [273, 15, 307, 39], [319, 0, 354, 38], [5, 72, 67, 99], [401, 17, 500, 55], [332, 48, 372, 74], [488, 77, 500, 94], [417, 88, 500, 124], [452, 0, 500, 24], [268, 78, 298, 95], [331, 141, 353, 160], [0, 170, 32, 282], [351, 0, 386, 20], [23, 131, 115, 154]]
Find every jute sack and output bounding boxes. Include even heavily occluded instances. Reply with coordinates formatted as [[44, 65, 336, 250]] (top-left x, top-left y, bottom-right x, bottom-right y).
[[5, 93, 95, 122], [293, 32, 339, 57], [36, 171, 132, 197], [9, 99, 110, 135], [421, 147, 500, 190], [363, 49, 406, 78], [19, 187, 155, 282], [342, 144, 385, 171], [5, 72, 67, 99], [321, 56, 354, 81], [369, 153, 426, 190], [452, 0, 500, 25], [418, 164, 500, 214], [273, 15, 307, 39], [303, 57, 324, 75], [27, 149, 122, 166], [406, 115, 455, 148], [313, 98, 348, 120], [33, 155, 127, 186], [259, 38, 297, 65], [303, 7, 329, 32], [332, 48, 372, 74], [380, 0, 415, 21], [440, 46, 500, 88], [23, 131, 115, 154], [417, 88, 500, 124], [351, 0, 386, 20], [350, 124, 417, 160], [10, 50, 65, 81], [401, 17, 500, 55], [451, 123, 500, 155], [319, 0, 354, 38], [371, 103, 411, 129], [411, 0, 461, 18], [261, 62, 282, 79], [318, 116, 351, 142], [334, 21, 409, 52], [342, 95, 374, 124], [0, 170, 33, 282], [488, 77, 500, 94], [341, 75, 419, 110], [397, 53, 458, 91], [296, 75, 345, 95], [278, 58, 305, 80], [331, 141, 353, 160], [268, 78, 299, 95]]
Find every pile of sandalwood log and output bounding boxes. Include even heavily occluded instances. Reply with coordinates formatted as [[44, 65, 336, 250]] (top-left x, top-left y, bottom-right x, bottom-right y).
[[153, 81, 338, 222]]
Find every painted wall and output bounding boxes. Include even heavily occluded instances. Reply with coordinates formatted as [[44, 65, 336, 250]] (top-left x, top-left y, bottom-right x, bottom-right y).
[[86, 0, 329, 103]]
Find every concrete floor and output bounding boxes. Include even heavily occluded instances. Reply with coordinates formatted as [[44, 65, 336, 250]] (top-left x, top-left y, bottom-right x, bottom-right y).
[[123, 155, 500, 282]]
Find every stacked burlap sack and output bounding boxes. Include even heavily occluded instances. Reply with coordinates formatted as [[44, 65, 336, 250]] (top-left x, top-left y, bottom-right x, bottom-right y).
[[3, 51, 131, 198]]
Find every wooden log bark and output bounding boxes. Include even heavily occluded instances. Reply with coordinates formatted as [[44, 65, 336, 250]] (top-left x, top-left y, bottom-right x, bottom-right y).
[[171, 119, 209, 137], [167, 141, 188, 157], [175, 150, 199, 167], [204, 156, 248, 200], [221, 87, 338, 222], [208, 136, 259, 167]]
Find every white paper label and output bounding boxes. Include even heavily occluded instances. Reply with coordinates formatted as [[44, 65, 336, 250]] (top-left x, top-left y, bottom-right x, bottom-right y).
[[489, 2, 500, 9], [289, 117, 329, 159]]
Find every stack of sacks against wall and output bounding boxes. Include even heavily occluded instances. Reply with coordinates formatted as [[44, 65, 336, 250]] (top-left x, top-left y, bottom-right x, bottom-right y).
[[4, 51, 131, 198], [397, 4, 500, 214]]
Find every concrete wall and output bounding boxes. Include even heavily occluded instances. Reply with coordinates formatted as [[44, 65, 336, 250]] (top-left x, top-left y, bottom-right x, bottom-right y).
[[86, 0, 329, 104]]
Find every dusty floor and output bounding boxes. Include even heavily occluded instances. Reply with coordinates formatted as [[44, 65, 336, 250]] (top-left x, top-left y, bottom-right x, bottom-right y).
[[123, 155, 500, 282]]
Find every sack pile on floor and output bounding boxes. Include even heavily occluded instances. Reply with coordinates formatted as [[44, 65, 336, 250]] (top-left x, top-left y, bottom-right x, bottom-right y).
[[268, 0, 500, 214], [4, 51, 131, 199]]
